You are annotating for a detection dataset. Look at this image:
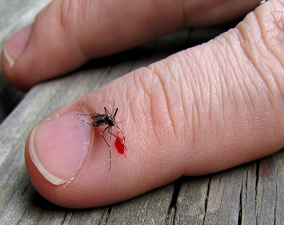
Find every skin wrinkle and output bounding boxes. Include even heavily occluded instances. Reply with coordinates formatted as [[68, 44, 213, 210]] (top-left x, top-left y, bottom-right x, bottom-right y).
[[133, 69, 184, 170], [59, 0, 73, 35], [190, 98, 198, 152], [260, 2, 284, 70], [255, 12, 284, 108], [209, 50, 230, 143], [183, 47, 226, 161], [186, 49, 212, 152], [127, 75, 137, 135], [175, 54, 194, 139], [156, 54, 203, 167], [74, 0, 94, 60], [194, 38, 256, 156], [222, 34, 257, 113], [214, 40, 239, 116], [239, 10, 283, 113], [66, 0, 75, 21], [148, 86, 165, 150], [254, 29, 282, 104], [180, 51, 201, 150], [163, 55, 188, 138], [261, 58, 284, 113], [203, 47, 214, 132], [229, 30, 265, 110], [132, 69, 169, 157], [234, 36, 271, 115], [212, 41, 231, 122], [190, 49, 210, 119], [79, 0, 90, 24], [212, 54, 227, 123], [260, 9, 284, 103], [209, 48, 222, 131], [210, 41, 227, 121], [56, 0, 89, 63], [211, 40, 239, 119], [237, 15, 274, 108], [130, 69, 150, 132], [124, 76, 136, 131], [178, 56, 198, 150], [148, 64, 177, 139], [185, 50, 205, 133]]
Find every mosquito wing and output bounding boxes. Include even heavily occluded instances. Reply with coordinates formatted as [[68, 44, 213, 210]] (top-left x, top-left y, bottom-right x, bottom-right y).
[[91, 114, 108, 126]]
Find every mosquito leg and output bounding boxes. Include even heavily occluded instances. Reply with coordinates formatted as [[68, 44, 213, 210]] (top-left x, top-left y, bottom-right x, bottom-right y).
[[72, 115, 92, 127], [109, 127, 112, 140], [107, 126, 117, 139], [115, 125, 128, 151], [115, 124, 124, 137], [104, 107, 111, 115], [74, 112, 100, 117], [101, 126, 112, 170]]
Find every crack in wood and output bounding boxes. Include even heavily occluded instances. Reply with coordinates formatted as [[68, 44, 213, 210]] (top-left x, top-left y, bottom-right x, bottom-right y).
[[104, 206, 112, 224], [274, 169, 279, 225], [61, 211, 69, 225], [202, 177, 211, 225], [165, 178, 183, 224], [238, 185, 243, 225], [255, 161, 260, 225]]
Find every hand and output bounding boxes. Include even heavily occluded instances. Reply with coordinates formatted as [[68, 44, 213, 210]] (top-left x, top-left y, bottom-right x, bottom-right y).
[[3, 0, 284, 208]]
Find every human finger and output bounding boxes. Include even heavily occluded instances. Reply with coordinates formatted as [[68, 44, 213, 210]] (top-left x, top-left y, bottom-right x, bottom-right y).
[[1, 0, 258, 90]]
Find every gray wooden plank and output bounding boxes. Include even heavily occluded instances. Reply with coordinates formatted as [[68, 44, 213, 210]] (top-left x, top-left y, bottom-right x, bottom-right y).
[[240, 163, 258, 225], [172, 177, 209, 224], [1, 1, 283, 225], [255, 152, 284, 225], [108, 184, 174, 225]]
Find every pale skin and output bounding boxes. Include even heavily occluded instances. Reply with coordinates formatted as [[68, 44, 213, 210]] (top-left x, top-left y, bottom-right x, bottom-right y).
[[1, 0, 284, 208]]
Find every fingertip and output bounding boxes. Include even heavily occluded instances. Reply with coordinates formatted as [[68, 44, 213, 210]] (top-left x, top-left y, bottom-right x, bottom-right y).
[[1, 1, 89, 90], [24, 107, 132, 208], [1, 25, 33, 90]]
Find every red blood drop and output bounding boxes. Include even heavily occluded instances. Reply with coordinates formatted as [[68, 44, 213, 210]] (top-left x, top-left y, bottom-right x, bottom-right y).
[[115, 131, 126, 154]]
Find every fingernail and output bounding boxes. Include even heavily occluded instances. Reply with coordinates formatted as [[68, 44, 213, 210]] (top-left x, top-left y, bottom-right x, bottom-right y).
[[3, 25, 32, 67], [29, 113, 93, 185]]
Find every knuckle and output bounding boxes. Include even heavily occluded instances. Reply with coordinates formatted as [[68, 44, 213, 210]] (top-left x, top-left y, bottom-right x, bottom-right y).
[[237, 1, 284, 102], [258, 1, 284, 65], [58, 0, 80, 31], [129, 67, 178, 149], [130, 60, 196, 157], [53, 0, 94, 36]]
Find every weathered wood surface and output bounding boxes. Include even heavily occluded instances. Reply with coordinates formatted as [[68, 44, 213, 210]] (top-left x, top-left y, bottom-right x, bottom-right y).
[[0, 1, 283, 224]]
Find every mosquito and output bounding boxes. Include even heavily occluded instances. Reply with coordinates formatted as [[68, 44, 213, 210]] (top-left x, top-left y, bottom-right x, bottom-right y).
[[73, 106, 127, 170]]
